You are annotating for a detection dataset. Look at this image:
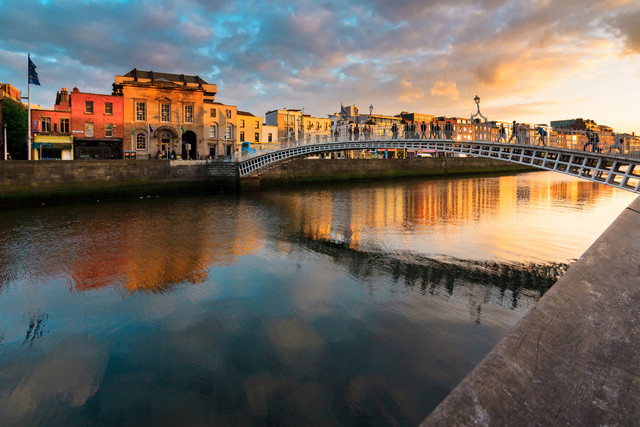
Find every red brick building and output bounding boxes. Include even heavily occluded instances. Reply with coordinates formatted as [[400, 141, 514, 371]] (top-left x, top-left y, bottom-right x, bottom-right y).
[[31, 89, 73, 160], [69, 87, 124, 159]]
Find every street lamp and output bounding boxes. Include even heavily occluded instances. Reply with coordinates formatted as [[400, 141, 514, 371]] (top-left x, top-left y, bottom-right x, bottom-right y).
[[470, 94, 487, 123], [369, 104, 373, 117]]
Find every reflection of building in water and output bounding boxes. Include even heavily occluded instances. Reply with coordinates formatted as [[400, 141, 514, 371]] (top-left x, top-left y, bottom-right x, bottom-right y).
[[268, 173, 618, 249], [64, 202, 264, 294]]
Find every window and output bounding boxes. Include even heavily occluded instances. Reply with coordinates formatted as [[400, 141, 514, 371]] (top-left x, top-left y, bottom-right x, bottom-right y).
[[209, 126, 216, 138], [226, 109, 231, 119], [85, 101, 93, 114], [240, 131, 245, 141], [240, 119, 245, 128], [161, 103, 170, 122], [254, 122, 259, 129], [268, 133, 273, 142], [136, 133, 146, 150], [136, 101, 146, 121], [42, 117, 51, 132], [210, 108, 216, 118], [254, 132, 259, 142], [105, 102, 113, 115], [105, 123, 113, 137], [225, 126, 231, 139], [184, 105, 194, 123], [60, 118, 69, 133], [85, 123, 94, 137]]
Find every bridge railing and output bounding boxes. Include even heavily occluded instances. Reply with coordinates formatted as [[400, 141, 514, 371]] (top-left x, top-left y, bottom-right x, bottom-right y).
[[239, 123, 638, 161]]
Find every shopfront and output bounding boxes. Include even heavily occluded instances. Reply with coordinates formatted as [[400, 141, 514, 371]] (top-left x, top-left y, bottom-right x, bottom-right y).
[[32, 135, 74, 160]]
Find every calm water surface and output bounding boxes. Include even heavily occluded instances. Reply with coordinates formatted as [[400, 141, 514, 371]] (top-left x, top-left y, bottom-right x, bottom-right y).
[[0, 171, 636, 425]]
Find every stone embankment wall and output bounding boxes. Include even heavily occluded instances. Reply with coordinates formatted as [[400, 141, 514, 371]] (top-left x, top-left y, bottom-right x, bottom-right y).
[[242, 157, 534, 189], [422, 195, 640, 426], [0, 157, 533, 205], [0, 160, 211, 206]]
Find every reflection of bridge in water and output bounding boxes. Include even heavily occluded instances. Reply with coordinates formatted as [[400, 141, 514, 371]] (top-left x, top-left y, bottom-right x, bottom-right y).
[[236, 128, 640, 193]]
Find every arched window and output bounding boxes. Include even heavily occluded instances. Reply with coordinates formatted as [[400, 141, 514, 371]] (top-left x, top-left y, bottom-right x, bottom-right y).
[[136, 133, 146, 150]]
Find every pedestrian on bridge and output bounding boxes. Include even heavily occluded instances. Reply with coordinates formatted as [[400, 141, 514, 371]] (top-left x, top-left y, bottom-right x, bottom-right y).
[[536, 126, 547, 146], [354, 124, 360, 141], [508, 121, 520, 144], [445, 121, 454, 139], [420, 121, 427, 139], [392, 123, 398, 139], [498, 124, 507, 142], [610, 134, 624, 154]]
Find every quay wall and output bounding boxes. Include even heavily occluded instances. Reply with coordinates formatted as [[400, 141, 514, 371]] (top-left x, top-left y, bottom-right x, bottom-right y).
[[0, 160, 211, 206], [421, 195, 640, 425], [242, 157, 534, 189], [0, 157, 533, 205]]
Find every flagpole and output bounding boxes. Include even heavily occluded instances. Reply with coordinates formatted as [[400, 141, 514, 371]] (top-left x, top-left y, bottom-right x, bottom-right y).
[[27, 74, 31, 160]]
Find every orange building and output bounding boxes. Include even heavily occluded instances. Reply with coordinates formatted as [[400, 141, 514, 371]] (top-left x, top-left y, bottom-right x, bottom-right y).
[[113, 69, 229, 160]]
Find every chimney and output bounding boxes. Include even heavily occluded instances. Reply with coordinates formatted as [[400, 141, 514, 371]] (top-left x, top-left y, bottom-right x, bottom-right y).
[[133, 68, 138, 82]]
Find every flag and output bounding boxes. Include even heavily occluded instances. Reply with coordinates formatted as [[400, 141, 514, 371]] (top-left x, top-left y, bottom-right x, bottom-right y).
[[354, 106, 359, 116], [148, 123, 153, 133], [28, 55, 40, 86], [131, 124, 134, 135], [181, 125, 185, 134], [340, 103, 347, 119]]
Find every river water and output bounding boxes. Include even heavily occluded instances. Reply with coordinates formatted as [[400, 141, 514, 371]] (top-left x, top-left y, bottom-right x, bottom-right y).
[[0, 171, 636, 425]]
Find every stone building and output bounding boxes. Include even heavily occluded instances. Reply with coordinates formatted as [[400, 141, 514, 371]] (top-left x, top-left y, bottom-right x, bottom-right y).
[[112, 69, 228, 159]]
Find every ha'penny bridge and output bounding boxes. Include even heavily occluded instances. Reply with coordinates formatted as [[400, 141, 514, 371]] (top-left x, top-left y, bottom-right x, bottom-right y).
[[229, 125, 640, 193], [212, 124, 640, 425]]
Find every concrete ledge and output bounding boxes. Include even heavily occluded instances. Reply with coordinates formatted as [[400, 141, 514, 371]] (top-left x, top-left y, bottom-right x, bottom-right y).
[[422, 196, 640, 425]]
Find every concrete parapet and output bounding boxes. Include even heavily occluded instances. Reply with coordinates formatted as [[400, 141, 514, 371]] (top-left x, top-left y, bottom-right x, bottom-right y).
[[422, 196, 640, 426]]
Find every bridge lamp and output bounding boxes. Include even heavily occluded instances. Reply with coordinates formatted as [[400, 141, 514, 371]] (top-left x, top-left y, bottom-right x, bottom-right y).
[[474, 95, 480, 106], [369, 104, 373, 116]]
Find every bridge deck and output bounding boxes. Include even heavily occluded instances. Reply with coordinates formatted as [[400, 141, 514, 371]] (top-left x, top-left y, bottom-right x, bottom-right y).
[[237, 137, 640, 193]]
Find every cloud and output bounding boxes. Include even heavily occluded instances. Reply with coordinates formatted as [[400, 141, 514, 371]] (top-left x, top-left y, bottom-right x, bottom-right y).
[[430, 81, 459, 99], [0, 0, 638, 132]]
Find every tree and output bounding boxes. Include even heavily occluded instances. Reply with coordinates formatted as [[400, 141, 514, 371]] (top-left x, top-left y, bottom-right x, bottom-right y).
[[2, 98, 27, 159]]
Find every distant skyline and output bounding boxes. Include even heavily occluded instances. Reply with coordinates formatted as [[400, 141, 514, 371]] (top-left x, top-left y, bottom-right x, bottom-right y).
[[1, 0, 639, 133]]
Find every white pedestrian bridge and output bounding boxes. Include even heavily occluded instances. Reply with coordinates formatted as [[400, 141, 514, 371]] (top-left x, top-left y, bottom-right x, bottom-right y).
[[235, 127, 640, 193]]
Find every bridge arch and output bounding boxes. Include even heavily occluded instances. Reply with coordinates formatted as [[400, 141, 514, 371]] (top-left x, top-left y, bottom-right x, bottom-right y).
[[236, 138, 640, 194]]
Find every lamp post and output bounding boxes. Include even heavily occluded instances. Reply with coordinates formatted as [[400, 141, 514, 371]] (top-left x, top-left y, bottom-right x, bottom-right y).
[[470, 94, 487, 123]]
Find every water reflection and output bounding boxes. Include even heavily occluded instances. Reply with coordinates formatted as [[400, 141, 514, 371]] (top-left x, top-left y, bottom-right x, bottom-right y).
[[0, 171, 636, 425]]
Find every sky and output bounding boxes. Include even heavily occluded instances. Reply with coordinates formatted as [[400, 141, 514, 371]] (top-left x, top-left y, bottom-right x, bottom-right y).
[[1, 0, 639, 133]]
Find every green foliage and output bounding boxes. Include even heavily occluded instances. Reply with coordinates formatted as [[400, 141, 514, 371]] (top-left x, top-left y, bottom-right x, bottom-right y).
[[2, 98, 27, 159]]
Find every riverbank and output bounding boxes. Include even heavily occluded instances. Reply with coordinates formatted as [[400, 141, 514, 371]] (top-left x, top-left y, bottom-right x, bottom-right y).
[[0, 158, 535, 206], [422, 195, 640, 425]]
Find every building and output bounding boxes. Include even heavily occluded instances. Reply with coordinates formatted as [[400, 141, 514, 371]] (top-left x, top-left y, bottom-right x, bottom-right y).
[[265, 108, 303, 139], [30, 88, 73, 160], [260, 124, 278, 147], [0, 83, 22, 103], [112, 68, 221, 159], [205, 101, 237, 157], [69, 87, 124, 159], [237, 110, 262, 146], [301, 114, 332, 134]]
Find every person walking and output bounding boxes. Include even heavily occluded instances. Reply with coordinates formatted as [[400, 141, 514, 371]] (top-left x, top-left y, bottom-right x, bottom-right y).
[[354, 124, 360, 141], [536, 126, 547, 146], [610, 134, 624, 154], [508, 121, 520, 144], [391, 123, 398, 139], [420, 121, 427, 139], [498, 124, 506, 143]]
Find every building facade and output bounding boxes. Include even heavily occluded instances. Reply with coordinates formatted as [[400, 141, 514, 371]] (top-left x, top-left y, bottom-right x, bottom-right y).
[[113, 69, 220, 159], [205, 101, 237, 157], [69, 87, 124, 159], [265, 109, 302, 139], [237, 111, 262, 145], [30, 88, 73, 160]]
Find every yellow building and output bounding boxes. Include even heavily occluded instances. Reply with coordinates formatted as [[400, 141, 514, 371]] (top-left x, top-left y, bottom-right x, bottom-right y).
[[237, 110, 262, 146], [113, 68, 221, 159], [265, 108, 302, 139], [205, 101, 237, 157], [302, 114, 331, 134]]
